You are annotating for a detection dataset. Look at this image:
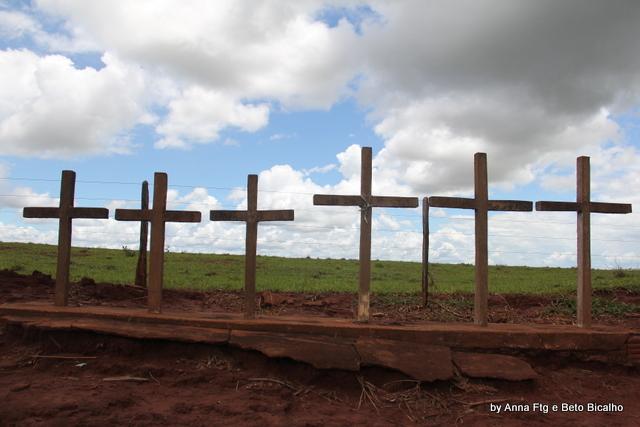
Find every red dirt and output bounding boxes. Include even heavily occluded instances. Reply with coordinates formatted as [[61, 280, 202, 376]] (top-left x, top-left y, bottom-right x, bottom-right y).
[[1, 270, 639, 426]]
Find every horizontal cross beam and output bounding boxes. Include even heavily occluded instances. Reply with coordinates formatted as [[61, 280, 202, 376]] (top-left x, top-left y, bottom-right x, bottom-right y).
[[536, 201, 632, 214], [429, 197, 532, 211], [313, 194, 418, 208], [23, 207, 109, 219], [209, 210, 294, 222], [115, 209, 201, 222]]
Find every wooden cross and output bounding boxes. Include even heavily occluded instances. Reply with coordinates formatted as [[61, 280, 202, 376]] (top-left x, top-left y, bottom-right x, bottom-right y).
[[429, 153, 533, 326], [23, 170, 109, 306], [536, 156, 632, 328], [210, 174, 294, 319], [313, 147, 419, 322], [115, 172, 201, 313], [134, 180, 149, 287]]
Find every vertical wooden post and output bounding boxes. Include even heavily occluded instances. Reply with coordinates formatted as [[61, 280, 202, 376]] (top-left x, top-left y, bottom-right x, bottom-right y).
[[148, 173, 167, 313], [55, 170, 76, 306], [134, 180, 149, 287], [245, 175, 259, 319], [474, 153, 489, 326], [421, 197, 429, 307], [576, 156, 591, 327], [358, 147, 373, 321]]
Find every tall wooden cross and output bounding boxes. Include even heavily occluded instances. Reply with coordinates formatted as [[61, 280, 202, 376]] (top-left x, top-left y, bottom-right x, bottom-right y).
[[536, 156, 632, 328], [210, 174, 294, 319], [23, 170, 109, 306], [115, 172, 201, 313], [134, 180, 149, 287], [429, 153, 533, 326], [313, 147, 419, 322]]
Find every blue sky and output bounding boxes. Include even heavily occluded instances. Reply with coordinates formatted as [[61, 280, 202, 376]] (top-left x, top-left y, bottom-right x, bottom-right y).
[[1, 1, 640, 267]]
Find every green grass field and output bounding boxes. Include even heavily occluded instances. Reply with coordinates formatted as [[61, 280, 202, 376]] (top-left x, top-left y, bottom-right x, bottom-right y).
[[1, 241, 639, 295]]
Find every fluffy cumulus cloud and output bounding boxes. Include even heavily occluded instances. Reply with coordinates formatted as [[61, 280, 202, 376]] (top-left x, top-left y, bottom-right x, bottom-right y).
[[155, 86, 269, 149], [0, 49, 148, 157]]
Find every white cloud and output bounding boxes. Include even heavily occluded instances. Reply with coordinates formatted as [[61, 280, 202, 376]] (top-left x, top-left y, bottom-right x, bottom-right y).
[[155, 86, 269, 149], [35, 0, 361, 109], [0, 49, 148, 157]]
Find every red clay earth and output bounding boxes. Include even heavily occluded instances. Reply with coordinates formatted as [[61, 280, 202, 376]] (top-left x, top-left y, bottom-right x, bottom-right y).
[[1, 269, 639, 426]]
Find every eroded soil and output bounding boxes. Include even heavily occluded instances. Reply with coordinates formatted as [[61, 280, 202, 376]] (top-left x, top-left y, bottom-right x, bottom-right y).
[[1, 270, 639, 426]]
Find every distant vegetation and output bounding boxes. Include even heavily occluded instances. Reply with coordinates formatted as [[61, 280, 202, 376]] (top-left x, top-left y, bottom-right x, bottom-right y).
[[0, 242, 639, 294]]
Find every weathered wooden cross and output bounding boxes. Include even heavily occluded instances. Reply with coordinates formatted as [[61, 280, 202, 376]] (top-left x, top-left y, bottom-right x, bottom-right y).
[[313, 147, 419, 322], [536, 156, 632, 328], [134, 180, 149, 287], [23, 170, 109, 306], [210, 174, 294, 319], [429, 153, 533, 326], [115, 173, 201, 313]]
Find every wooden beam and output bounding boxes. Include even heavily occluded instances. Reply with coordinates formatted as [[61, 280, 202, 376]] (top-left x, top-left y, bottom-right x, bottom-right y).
[[313, 194, 364, 206], [428, 197, 476, 210], [115, 209, 152, 221], [23, 207, 60, 218], [358, 147, 373, 322], [257, 210, 294, 222], [535, 201, 580, 212], [487, 200, 533, 211], [576, 156, 591, 328], [245, 174, 258, 319], [370, 196, 419, 208], [590, 202, 632, 214], [135, 181, 149, 288], [55, 170, 75, 307], [210, 210, 249, 221], [474, 153, 489, 327], [148, 172, 168, 313], [165, 211, 202, 222], [421, 197, 429, 307]]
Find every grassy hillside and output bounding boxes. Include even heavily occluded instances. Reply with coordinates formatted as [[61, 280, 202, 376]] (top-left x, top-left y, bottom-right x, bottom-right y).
[[0, 241, 638, 294]]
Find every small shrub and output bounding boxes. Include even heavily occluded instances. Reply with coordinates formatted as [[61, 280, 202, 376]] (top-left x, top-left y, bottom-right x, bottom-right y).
[[122, 245, 136, 257]]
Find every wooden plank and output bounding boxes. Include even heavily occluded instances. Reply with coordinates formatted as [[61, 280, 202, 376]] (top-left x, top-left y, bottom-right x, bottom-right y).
[[165, 210, 201, 222], [535, 201, 579, 212], [428, 196, 476, 210], [421, 197, 429, 307], [70, 207, 109, 219], [245, 174, 258, 319], [474, 153, 489, 327], [55, 170, 75, 307], [313, 194, 363, 206], [487, 200, 533, 212], [115, 209, 151, 221], [210, 210, 248, 221], [370, 196, 419, 208], [576, 156, 591, 328], [135, 181, 149, 288], [148, 172, 168, 313], [257, 210, 294, 222], [358, 147, 372, 322], [590, 202, 632, 214], [23, 207, 59, 218]]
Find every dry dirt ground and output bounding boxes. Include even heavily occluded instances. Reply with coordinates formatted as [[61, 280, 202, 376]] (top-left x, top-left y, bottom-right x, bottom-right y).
[[1, 270, 639, 426]]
